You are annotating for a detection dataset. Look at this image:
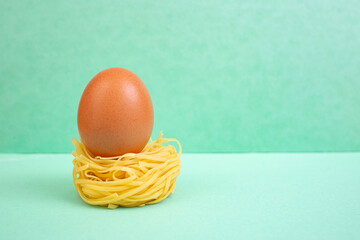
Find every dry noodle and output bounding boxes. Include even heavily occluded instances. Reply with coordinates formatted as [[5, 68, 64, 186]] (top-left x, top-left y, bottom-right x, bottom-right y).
[[71, 132, 181, 208]]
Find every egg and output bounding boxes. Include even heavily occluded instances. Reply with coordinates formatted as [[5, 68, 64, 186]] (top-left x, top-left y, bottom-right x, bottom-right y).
[[77, 67, 154, 157]]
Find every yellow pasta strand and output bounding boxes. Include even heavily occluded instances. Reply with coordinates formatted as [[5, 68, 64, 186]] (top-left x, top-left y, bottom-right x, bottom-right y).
[[71, 132, 181, 208]]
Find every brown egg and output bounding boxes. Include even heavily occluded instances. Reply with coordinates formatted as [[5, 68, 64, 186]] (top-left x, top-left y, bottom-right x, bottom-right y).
[[77, 67, 154, 157]]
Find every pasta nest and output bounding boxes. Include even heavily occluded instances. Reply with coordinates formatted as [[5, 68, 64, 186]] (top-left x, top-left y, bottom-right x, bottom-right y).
[[71, 132, 181, 208]]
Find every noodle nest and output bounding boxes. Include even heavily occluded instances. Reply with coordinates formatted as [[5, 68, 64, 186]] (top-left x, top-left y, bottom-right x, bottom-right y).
[[71, 132, 181, 208]]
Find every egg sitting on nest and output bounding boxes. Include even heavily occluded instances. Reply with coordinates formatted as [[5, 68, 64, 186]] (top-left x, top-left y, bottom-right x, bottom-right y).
[[77, 67, 154, 157]]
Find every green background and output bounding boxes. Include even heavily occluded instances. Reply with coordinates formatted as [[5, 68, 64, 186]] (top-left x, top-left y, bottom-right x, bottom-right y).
[[0, 0, 359, 153]]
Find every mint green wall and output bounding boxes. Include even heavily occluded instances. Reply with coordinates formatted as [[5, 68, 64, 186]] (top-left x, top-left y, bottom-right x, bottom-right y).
[[0, 1, 359, 153]]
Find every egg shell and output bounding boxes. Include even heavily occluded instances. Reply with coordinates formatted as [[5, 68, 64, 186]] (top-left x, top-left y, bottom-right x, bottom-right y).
[[77, 67, 154, 157]]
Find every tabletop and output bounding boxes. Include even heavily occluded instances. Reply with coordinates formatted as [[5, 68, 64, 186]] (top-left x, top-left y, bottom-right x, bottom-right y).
[[0, 153, 359, 240]]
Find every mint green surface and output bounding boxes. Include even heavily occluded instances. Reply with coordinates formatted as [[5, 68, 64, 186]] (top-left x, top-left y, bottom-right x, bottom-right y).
[[0, 153, 359, 239], [1, 1, 360, 153]]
